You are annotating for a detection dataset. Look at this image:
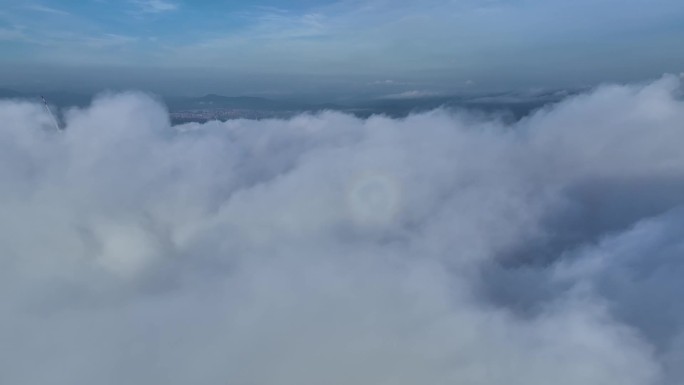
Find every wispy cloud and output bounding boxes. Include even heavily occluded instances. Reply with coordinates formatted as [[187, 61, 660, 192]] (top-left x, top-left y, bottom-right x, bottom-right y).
[[0, 27, 29, 42], [24, 4, 71, 16], [131, 0, 178, 14], [238, 7, 329, 40], [76, 33, 140, 48], [2, 0, 684, 90], [381, 90, 442, 99]]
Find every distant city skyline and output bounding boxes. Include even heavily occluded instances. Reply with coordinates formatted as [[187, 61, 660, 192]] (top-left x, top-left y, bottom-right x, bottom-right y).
[[1, 0, 683, 96]]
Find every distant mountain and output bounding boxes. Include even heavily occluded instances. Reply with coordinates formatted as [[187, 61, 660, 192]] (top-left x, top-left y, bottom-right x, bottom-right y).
[[0, 87, 571, 123], [168, 94, 300, 111], [167, 91, 568, 123], [166, 93, 343, 113], [0, 89, 339, 113], [355, 90, 577, 119]]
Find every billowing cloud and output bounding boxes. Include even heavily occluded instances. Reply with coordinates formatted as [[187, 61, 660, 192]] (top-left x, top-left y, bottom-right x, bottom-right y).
[[1, 76, 684, 384]]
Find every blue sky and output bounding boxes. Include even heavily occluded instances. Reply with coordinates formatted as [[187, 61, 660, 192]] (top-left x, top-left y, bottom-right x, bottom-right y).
[[1, 0, 683, 96]]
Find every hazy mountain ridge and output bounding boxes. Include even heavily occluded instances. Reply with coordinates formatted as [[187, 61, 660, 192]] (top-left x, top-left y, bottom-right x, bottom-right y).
[[0, 87, 578, 123]]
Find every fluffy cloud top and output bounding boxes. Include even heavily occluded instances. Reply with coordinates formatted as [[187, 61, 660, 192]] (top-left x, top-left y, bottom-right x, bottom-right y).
[[1, 76, 684, 384]]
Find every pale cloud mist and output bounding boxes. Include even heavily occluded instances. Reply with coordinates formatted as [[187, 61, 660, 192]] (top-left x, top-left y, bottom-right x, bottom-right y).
[[1, 76, 684, 384]]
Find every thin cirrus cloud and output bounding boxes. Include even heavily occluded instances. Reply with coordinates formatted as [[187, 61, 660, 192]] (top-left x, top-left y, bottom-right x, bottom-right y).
[[1, 75, 684, 384], [0, 27, 28, 42], [23, 4, 71, 16], [0, 0, 683, 93], [131, 0, 179, 13]]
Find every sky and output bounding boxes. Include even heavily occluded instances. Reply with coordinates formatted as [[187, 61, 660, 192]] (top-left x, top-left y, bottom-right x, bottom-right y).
[[2, 74, 684, 384], [1, 0, 684, 95]]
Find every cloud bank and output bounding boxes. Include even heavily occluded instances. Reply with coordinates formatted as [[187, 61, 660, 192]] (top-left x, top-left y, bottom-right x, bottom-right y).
[[1, 76, 684, 384]]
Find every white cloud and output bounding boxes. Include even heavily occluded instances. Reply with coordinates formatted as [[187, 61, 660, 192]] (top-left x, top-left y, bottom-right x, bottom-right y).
[[163, 0, 684, 83], [0, 27, 28, 42], [381, 90, 441, 99], [131, 0, 178, 13], [24, 4, 71, 16], [79, 33, 139, 48], [0, 76, 684, 384]]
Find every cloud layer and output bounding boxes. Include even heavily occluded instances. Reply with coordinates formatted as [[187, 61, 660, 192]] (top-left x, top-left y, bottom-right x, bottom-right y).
[[1, 76, 684, 384]]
